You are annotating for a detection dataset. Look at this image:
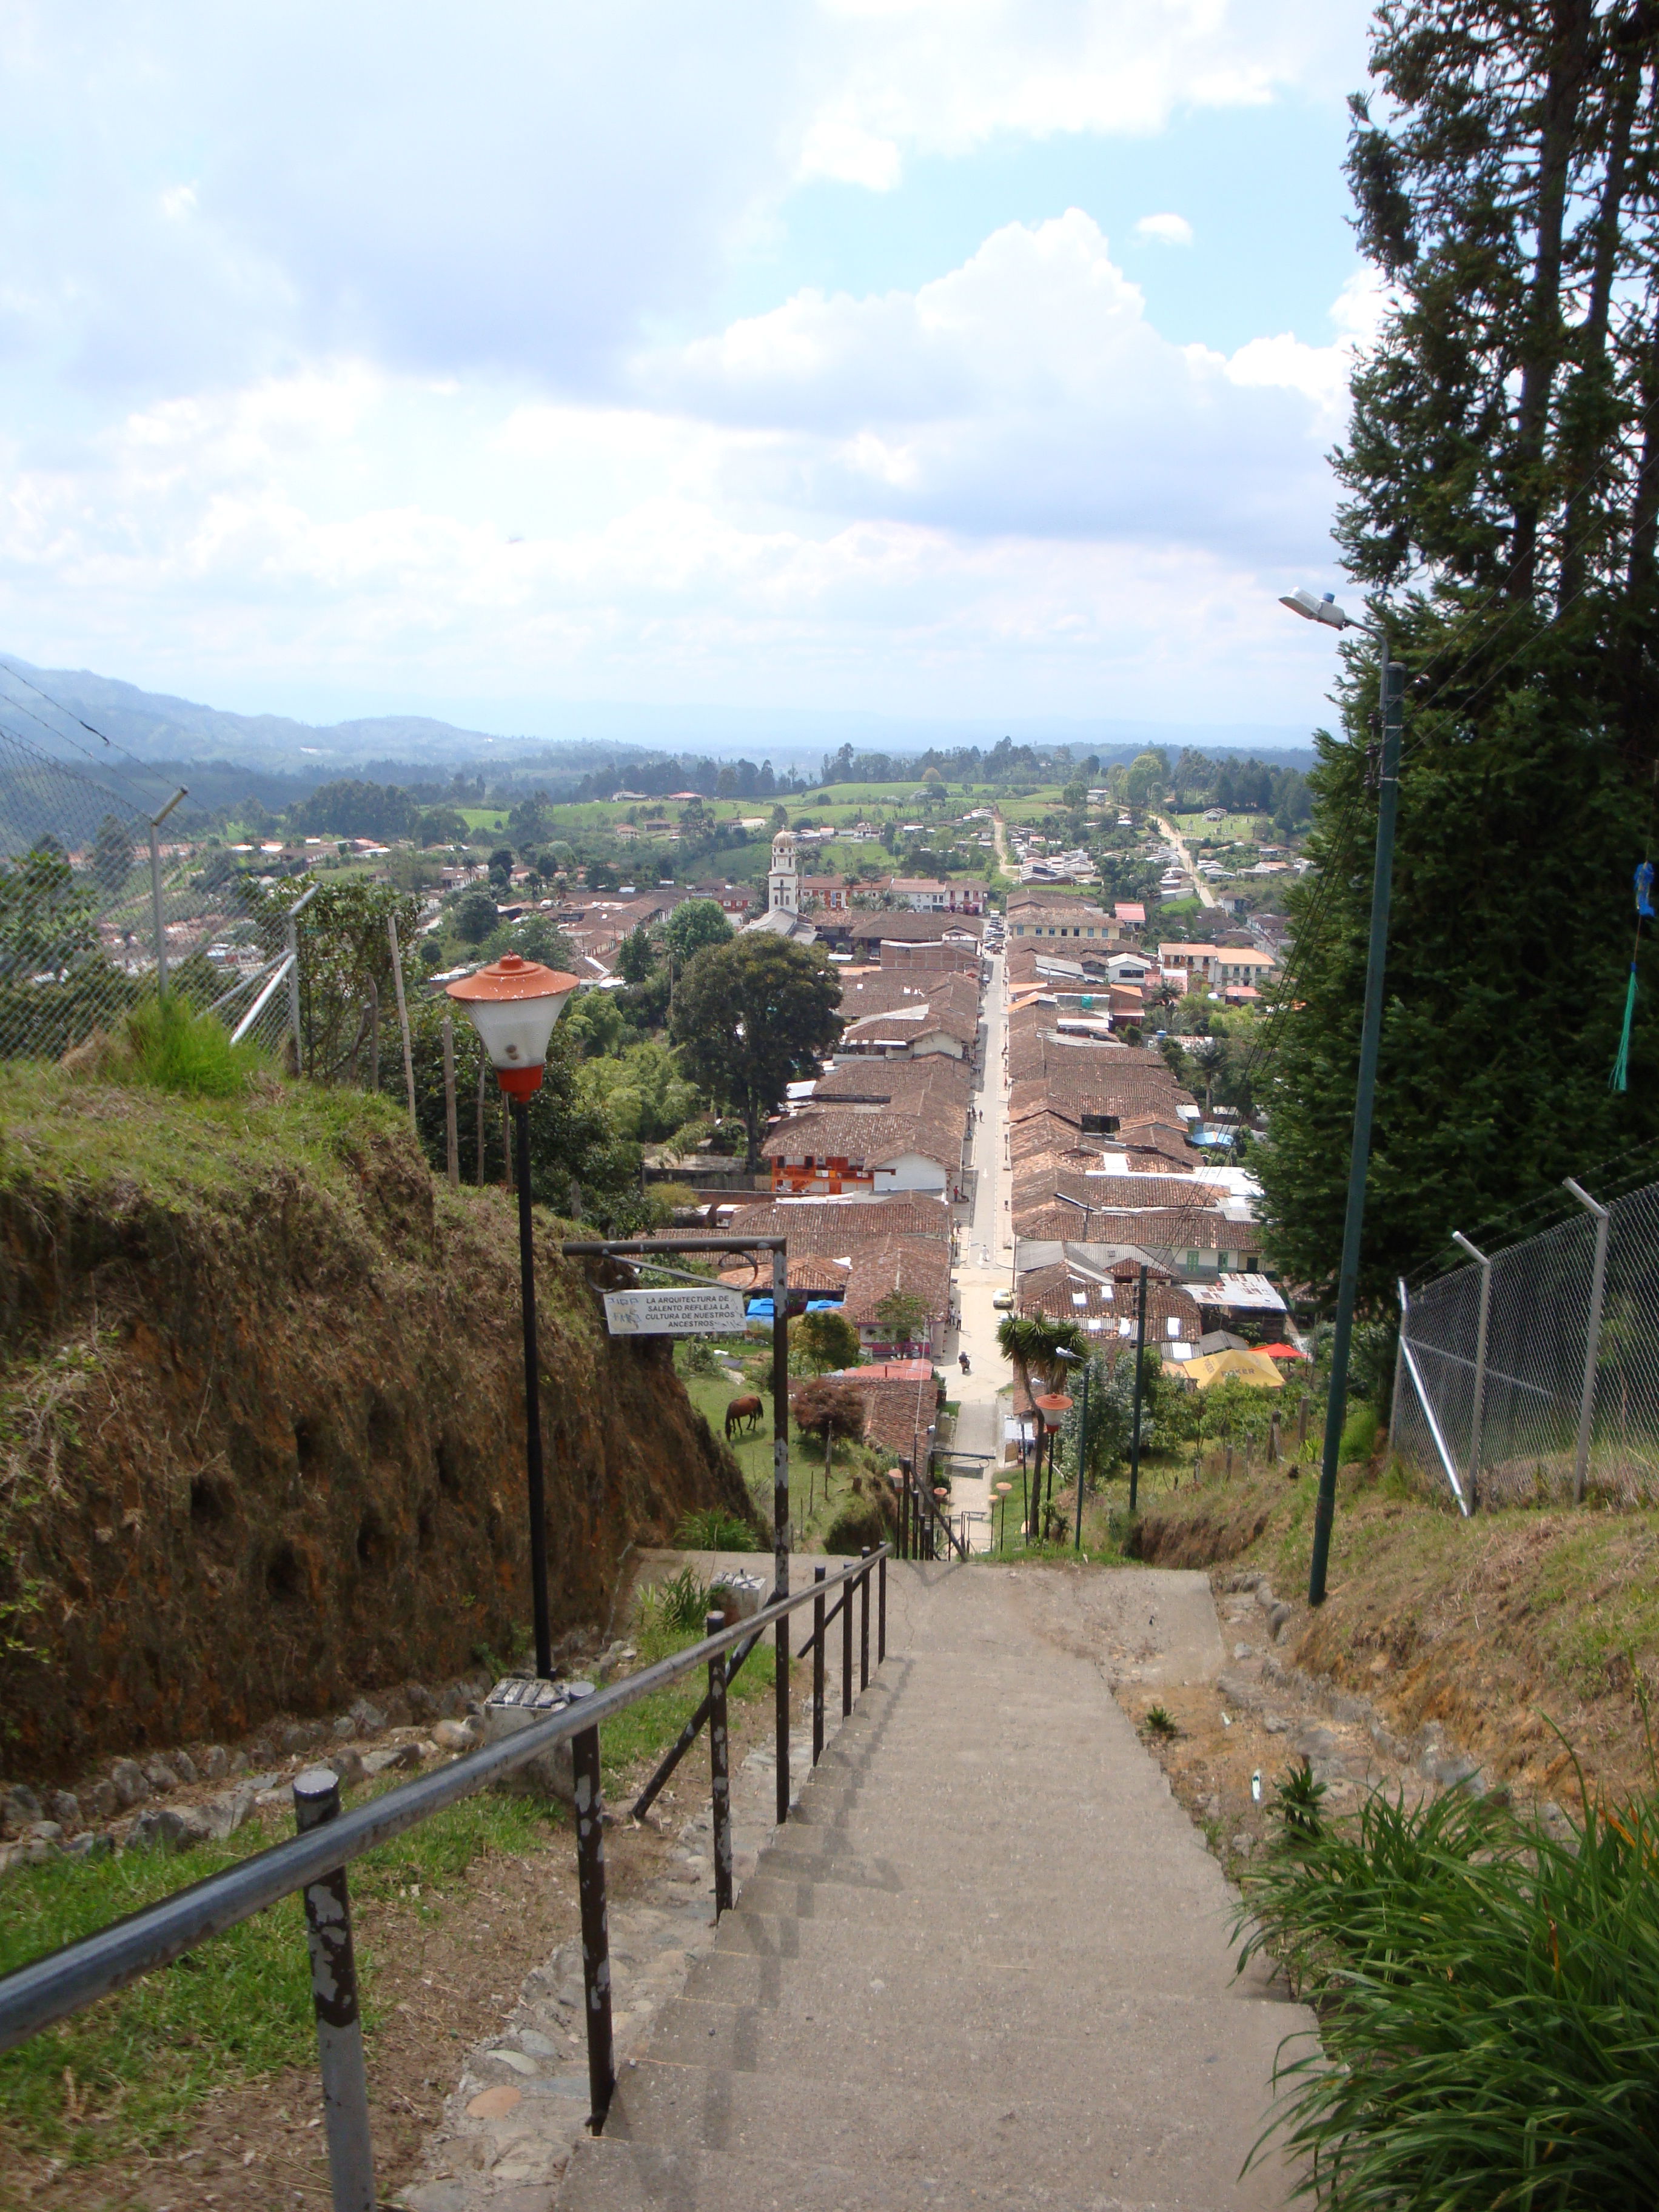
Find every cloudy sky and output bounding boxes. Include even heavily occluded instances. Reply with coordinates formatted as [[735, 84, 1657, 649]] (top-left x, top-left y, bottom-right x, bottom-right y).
[[0, 1, 1380, 739]]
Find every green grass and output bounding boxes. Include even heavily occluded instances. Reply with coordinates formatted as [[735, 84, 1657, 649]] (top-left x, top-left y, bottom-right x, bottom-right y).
[[600, 1621, 776, 1786], [1, 1060, 417, 1210], [0, 1786, 563, 2169], [1238, 1775, 1659, 2206], [123, 994, 273, 1099]]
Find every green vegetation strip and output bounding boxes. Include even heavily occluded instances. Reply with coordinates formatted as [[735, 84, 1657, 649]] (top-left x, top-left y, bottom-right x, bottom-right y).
[[0, 1789, 562, 2168], [1241, 1769, 1659, 2206]]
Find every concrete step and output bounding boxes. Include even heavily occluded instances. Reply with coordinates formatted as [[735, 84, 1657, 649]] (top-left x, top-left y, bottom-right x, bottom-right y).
[[636, 1985, 1295, 2094], [683, 1919, 1268, 2008], [603, 2053, 1289, 2199]]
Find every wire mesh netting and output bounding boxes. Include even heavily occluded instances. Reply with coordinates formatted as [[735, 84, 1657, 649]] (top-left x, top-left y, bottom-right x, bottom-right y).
[[0, 726, 290, 1064], [1396, 1179, 1659, 1509]]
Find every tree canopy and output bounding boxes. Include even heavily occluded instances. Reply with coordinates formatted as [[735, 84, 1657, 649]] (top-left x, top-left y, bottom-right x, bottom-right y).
[[1257, 2, 1659, 1304], [668, 934, 843, 1165]]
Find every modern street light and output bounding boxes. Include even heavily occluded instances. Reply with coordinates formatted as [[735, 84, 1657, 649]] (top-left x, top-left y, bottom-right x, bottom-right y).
[[1054, 1346, 1091, 1551], [1280, 585, 1406, 1606], [446, 953, 581, 1677], [994, 1480, 1013, 1555]]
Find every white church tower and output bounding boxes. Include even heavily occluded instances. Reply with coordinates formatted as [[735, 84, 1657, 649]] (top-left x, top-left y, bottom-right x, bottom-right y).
[[768, 827, 799, 915]]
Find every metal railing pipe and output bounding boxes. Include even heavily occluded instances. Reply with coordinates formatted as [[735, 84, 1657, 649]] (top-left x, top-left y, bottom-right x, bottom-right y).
[[0, 1553, 886, 2057]]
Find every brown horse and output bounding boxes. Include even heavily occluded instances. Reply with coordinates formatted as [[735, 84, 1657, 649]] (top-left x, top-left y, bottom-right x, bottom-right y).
[[724, 1394, 764, 1439]]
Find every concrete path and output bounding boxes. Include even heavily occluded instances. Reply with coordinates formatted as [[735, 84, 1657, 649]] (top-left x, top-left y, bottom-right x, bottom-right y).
[[555, 1565, 1310, 2211]]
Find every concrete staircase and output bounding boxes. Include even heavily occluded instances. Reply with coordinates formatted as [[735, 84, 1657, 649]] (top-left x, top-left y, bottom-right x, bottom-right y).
[[554, 1566, 1307, 2210]]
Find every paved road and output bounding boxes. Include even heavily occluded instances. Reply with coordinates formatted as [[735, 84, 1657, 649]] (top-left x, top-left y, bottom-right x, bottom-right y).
[[557, 1564, 1311, 2211], [950, 945, 1013, 1550]]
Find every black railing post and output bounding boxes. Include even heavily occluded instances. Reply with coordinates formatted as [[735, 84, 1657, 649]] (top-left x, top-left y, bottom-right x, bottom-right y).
[[706, 1614, 733, 1918], [842, 1554, 854, 1717], [292, 1768, 377, 2212], [570, 1703, 614, 2131], [859, 1549, 871, 1692], [812, 1567, 826, 1766], [771, 1247, 791, 1827], [878, 1549, 887, 1663]]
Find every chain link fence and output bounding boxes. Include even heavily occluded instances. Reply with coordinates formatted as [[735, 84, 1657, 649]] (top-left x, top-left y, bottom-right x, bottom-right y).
[[1395, 1176, 1659, 1509], [0, 726, 297, 1063]]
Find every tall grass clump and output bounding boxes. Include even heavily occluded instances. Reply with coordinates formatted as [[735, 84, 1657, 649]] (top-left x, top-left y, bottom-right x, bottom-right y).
[[124, 994, 270, 1098], [1238, 1766, 1659, 2206]]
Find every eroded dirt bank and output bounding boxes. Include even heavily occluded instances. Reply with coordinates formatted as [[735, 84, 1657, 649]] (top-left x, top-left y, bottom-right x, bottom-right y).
[[0, 1072, 754, 1776]]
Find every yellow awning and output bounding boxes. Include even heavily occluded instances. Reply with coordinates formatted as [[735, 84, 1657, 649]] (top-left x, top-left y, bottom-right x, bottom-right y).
[[1179, 1348, 1285, 1390]]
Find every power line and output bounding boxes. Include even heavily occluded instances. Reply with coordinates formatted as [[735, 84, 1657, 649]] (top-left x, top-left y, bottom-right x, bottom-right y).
[[0, 662, 190, 817]]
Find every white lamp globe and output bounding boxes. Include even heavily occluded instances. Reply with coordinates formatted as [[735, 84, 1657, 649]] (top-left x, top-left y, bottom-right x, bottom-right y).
[[444, 954, 580, 1098]]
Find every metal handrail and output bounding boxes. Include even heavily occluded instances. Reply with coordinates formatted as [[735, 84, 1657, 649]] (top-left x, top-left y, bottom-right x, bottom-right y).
[[0, 1547, 891, 2066]]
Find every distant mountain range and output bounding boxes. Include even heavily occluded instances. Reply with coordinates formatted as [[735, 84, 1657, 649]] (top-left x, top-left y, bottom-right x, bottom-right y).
[[0, 655, 1318, 786]]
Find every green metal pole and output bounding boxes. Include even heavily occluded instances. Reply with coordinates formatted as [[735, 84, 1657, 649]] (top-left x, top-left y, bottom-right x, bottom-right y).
[[1309, 652, 1404, 1606], [1127, 1265, 1148, 1512]]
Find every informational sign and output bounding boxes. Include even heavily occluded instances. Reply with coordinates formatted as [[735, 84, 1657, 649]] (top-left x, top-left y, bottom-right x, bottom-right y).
[[602, 1286, 748, 1337]]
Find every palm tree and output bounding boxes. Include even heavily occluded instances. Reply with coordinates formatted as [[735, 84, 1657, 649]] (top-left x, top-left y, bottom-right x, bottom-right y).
[[996, 1313, 1087, 1537]]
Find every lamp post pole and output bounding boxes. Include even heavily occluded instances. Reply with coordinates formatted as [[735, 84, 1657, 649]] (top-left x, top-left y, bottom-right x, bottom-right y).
[[1279, 589, 1406, 1608], [513, 1096, 554, 1678], [1307, 649, 1403, 1606], [446, 954, 581, 1681]]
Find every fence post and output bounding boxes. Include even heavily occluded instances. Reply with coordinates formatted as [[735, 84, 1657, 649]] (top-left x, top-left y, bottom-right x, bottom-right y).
[[286, 913, 304, 1073], [1450, 1233, 1492, 1510], [441, 1015, 460, 1189], [146, 789, 187, 998], [812, 1567, 826, 1766], [877, 1549, 886, 1662], [1566, 1179, 1612, 1504], [859, 1549, 870, 1692], [570, 1702, 614, 2131], [1389, 1282, 1407, 1461], [292, 1768, 377, 2212], [706, 1614, 733, 1918]]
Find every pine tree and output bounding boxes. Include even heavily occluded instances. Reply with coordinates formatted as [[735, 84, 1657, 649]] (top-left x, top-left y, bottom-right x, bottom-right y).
[[1259, 2, 1659, 1303]]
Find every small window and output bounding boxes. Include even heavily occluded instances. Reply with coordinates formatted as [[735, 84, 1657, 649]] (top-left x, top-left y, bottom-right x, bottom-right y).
[[1166, 1318, 1182, 1339], [1071, 1292, 1087, 1309]]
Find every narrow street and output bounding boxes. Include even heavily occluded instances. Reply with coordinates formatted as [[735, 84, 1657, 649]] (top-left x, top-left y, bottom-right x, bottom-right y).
[[950, 936, 1013, 1550], [1155, 811, 1218, 908]]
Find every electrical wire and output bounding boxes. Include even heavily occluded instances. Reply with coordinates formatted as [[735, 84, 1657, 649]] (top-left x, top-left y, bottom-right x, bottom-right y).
[[0, 660, 195, 818]]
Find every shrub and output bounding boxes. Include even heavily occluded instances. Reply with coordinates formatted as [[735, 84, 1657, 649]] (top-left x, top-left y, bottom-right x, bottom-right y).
[[123, 996, 270, 1099], [637, 1566, 712, 1638], [1339, 1399, 1381, 1464], [675, 1508, 754, 1553], [822, 1495, 888, 1556], [1237, 1777, 1659, 2205]]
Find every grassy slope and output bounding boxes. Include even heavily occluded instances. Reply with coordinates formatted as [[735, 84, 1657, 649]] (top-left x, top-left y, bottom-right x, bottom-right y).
[[1127, 1452, 1659, 1803]]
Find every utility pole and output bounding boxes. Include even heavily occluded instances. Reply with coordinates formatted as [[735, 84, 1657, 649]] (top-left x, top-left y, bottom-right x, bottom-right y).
[[1307, 649, 1404, 1604]]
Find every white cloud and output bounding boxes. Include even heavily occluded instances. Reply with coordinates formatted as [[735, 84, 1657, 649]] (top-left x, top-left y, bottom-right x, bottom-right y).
[[0, 2, 1378, 725], [645, 212, 1336, 554], [1135, 212, 1193, 246], [0, 221, 1369, 722]]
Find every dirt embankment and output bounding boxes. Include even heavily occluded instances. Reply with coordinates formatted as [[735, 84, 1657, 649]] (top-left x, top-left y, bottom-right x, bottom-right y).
[[1125, 1454, 1659, 1804], [0, 1072, 755, 1778]]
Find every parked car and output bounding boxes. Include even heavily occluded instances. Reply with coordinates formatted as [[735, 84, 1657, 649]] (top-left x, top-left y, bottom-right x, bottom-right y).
[[992, 1289, 1015, 1310]]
